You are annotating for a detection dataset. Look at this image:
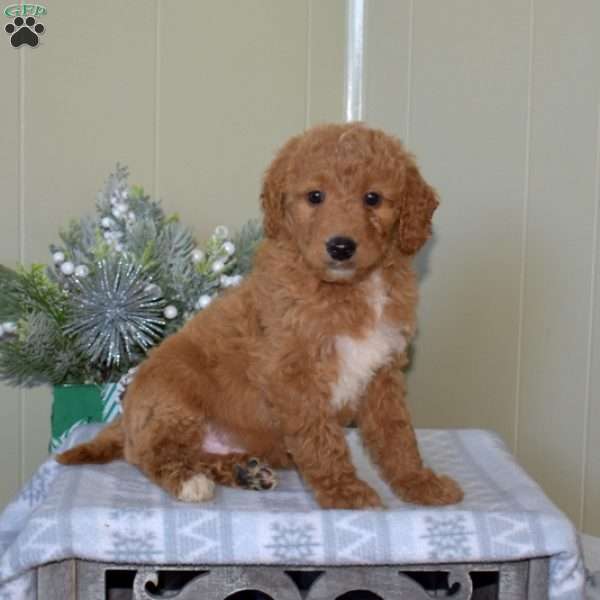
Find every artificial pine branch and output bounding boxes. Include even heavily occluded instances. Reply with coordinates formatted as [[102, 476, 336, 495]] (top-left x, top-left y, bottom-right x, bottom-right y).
[[0, 165, 263, 388]]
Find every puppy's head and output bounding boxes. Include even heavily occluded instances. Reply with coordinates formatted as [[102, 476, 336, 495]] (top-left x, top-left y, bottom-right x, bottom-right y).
[[261, 123, 438, 282]]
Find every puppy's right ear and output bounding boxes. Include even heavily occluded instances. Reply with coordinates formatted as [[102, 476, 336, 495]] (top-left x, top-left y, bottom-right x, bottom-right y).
[[261, 136, 299, 239]]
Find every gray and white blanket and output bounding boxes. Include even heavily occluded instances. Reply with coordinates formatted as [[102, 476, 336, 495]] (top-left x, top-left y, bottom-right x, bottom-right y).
[[0, 425, 585, 598]]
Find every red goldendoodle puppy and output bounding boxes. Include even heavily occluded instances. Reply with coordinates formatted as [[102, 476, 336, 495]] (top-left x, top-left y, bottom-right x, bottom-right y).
[[58, 123, 463, 509]]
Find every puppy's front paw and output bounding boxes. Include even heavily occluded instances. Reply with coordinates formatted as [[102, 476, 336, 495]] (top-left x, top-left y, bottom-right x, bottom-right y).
[[316, 479, 383, 510], [394, 469, 463, 505], [177, 473, 216, 502], [234, 457, 278, 491]]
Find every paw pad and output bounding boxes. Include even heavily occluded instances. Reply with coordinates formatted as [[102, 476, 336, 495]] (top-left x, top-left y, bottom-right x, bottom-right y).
[[5, 16, 45, 48], [234, 457, 278, 491]]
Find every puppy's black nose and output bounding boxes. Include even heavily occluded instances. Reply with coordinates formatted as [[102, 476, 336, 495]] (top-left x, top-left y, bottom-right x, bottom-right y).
[[326, 236, 357, 261]]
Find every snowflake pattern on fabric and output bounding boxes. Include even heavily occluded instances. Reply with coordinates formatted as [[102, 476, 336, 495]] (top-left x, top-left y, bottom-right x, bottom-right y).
[[19, 464, 56, 508], [422, 515, 474, 561], [265, 521, 320, 561], [107, 471, 163, 562], [108, 477, 159, 521], [0, 428, 585, 599], [110, 530, 161, 562]]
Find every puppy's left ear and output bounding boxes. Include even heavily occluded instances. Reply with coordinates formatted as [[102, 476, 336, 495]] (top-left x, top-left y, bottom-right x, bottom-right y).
[[398, 159, 439, 255]]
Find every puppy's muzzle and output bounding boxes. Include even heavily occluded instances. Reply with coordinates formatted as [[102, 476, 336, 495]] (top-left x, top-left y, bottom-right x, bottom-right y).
[[326, 236, 357, 261]]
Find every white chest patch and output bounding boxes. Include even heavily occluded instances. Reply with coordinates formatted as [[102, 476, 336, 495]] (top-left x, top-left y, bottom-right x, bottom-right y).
[[331, 272, 406, 411]]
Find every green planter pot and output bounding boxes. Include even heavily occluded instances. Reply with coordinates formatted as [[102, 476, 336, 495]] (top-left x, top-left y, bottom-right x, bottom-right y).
[[50, 383, 122, 452]]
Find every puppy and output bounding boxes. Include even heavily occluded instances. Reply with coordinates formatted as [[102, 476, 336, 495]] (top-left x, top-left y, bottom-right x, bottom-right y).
[[58, 123, 463, 509]]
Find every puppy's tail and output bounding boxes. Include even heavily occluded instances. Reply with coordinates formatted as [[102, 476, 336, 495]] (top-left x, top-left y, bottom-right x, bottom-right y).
[[55, 417, 124, 465]]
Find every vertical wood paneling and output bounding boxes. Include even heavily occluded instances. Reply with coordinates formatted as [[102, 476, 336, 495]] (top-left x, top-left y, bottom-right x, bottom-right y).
[[24, 0, 156, 263], [306, 0, 346, 127], [584, 106, 600, 536], [0, 40, 23, 506], [517, 0, 600, 524], [159, 1, 308, 241], [363, 0, 412, 139], [20, 0, 157, 481], [396, 1, 530, 446]]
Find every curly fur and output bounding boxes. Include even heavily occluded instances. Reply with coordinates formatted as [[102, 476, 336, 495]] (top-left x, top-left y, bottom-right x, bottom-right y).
[[57, 123, 463, 509]]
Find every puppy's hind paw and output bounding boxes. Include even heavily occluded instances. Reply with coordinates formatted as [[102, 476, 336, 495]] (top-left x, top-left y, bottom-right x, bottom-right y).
[[234, 457, 278, 491], [177, 474, 216, 503]]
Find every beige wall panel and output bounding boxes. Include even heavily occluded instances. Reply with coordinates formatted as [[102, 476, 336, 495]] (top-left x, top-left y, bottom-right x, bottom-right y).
[[158, 1, 309, 241], [23, 0, 156, 263], [20, 1, 157, 484], [390, 1, 529, 446], [306, 0, 346, 126], [364, 1, 411, 137], [0, 43, 23, 506], [518, 0, 600, 525], [586, 189, 600, 534]]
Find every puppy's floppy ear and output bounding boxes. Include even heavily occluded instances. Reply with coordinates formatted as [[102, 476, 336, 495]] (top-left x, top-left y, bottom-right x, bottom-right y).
[[261, 136, 299, 239], [398, 158, 439, 255]]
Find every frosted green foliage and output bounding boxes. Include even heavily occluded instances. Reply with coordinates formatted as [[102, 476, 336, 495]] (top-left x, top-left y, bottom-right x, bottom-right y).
[[0, 164, 263, 387], [126, 219, 159, 268], [50, 215, 99, 268], [156, 221, 196, 298], [1, 264, 67, 324], [233, 220, 263, 275], [0, 265, 23, 322], [0, 312, 87, 387]]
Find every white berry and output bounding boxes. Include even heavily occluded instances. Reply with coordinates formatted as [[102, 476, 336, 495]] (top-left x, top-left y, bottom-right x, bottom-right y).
[[222, 241, 235, 256], [60, 261, 75, 275], [2, 322, 16, 334], [195, 295, 212, 310], [52, 251, 65, 264], [211, 260, 225, 274], [112, 204, 127, 219], [74, 265, 89, 278], [101, 217, 114, 229], [191, 248, 205, 263], [214, 225, 229, 239], [164, 305, 178, 320], [229, 275, 243, 286], [144, 283, 162, 297]]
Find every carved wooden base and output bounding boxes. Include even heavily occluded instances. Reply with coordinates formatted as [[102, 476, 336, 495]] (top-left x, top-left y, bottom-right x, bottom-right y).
[[36, 559, 549, 599]]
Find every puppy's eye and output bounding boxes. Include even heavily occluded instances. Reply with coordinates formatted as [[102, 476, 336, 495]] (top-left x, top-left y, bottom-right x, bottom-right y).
[[364, 192, 381, 207], [307, 190, 324, 205]]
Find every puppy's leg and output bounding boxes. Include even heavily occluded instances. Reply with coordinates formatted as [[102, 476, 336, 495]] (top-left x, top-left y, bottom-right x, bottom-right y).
[[285, 416, 381, 508], [270, 358, 382, 509], [357, 361, 463, 505], [127, 416, 277, 501]]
